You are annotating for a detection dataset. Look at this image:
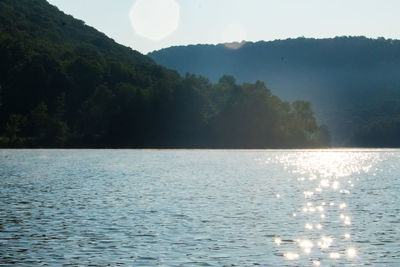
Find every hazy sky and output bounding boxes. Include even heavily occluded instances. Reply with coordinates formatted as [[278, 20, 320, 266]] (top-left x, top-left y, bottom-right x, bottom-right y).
[[47, 0, 400, 54]]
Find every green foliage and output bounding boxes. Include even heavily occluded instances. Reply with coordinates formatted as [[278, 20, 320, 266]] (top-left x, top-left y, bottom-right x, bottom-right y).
[[150, 37, 400, 147], [0, 0, 327, 148], [349, 118, 400, 147], [291, 101, 317, 132], [4, 114, 27, 147], [30, 102, 69, 147], [315, 125, 331, 147]]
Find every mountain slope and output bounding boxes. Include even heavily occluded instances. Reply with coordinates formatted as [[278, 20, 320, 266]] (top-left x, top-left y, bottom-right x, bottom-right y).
[[0, 0, 327, 148], [149, 37, 400, 146]]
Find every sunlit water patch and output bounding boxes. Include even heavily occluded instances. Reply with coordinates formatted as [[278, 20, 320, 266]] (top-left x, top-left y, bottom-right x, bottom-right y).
[[0, 149, 399, 266]]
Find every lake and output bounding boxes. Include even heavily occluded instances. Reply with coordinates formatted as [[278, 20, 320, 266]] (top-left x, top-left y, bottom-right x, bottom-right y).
[[0, 149, 399, 266]]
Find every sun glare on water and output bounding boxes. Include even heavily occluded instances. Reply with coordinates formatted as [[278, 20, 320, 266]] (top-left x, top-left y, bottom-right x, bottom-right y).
[[272, 150, 381, 265], [130, 0, 180, 41]]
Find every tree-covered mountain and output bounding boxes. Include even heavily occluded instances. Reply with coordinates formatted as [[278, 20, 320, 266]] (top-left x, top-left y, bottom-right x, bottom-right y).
[[0, 0, 328, 148], [149, 37, 400, 146]]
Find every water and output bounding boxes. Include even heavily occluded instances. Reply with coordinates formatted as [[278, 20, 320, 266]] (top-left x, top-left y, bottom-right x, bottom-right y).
[[0, 149, 399, 266]]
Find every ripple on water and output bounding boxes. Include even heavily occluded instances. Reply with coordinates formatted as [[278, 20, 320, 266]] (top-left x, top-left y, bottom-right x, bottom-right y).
[[0, 149, 399, 265]]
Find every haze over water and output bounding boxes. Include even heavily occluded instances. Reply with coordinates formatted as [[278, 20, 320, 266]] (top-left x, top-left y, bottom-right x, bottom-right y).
[[0, 149, 399, 266]]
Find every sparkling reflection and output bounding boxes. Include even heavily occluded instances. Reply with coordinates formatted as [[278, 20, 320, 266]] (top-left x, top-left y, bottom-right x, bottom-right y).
[[298, 239, 314, 254], [274, 237, 282, 246], [305, 223, 313, 230], [284, 252, 300, 260], [318, 236, 333, 249], [347, 247, 357, 258], [312, 259, 321, 266], [329, 252, 341, 259], [273, 150, 383, 264], [1, 149, 396, 266]]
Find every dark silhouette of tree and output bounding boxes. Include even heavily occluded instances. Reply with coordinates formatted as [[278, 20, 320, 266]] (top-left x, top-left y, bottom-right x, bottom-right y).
[[0, 0, 328, 148]]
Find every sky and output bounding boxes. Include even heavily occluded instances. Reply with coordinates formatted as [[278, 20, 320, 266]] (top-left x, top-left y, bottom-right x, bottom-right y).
[[47, 0, 400, 54]]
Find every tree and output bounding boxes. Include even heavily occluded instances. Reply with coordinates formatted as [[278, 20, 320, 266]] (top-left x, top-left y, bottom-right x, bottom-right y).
[[292, 100, 317, 132], [30, 102, 68, 147], [4, 114, 27, 146]]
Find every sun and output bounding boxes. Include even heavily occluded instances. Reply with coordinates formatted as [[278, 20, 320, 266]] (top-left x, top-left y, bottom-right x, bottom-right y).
[[130, 0, 180, 41]]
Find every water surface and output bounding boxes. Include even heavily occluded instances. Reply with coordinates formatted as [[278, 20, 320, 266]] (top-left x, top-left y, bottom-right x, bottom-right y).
[[0, 149, 399, 266]]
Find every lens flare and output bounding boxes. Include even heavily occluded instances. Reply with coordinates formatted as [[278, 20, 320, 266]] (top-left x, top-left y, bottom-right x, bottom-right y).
[[222, 24, 247, 49], [130, 0, 180, 41]]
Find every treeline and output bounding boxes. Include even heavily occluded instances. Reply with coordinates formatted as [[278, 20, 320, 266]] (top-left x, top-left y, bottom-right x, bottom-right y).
[[0, 0, 329, 148], [150, 37, 400, 147], [0, 72, 330, 148]]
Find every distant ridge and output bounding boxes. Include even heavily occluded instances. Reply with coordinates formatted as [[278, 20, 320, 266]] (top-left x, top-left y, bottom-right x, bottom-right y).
[[149, 37, 400, 146]]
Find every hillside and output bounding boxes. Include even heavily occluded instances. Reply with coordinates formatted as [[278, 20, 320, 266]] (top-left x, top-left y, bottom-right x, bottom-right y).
[[149, 38, 400, 146], [0, 0, 327, 148]]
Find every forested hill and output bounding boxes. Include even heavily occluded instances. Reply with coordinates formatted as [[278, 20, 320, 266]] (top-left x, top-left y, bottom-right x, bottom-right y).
[[149, 38, 400, 147], [0, 0, 328, 148]]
